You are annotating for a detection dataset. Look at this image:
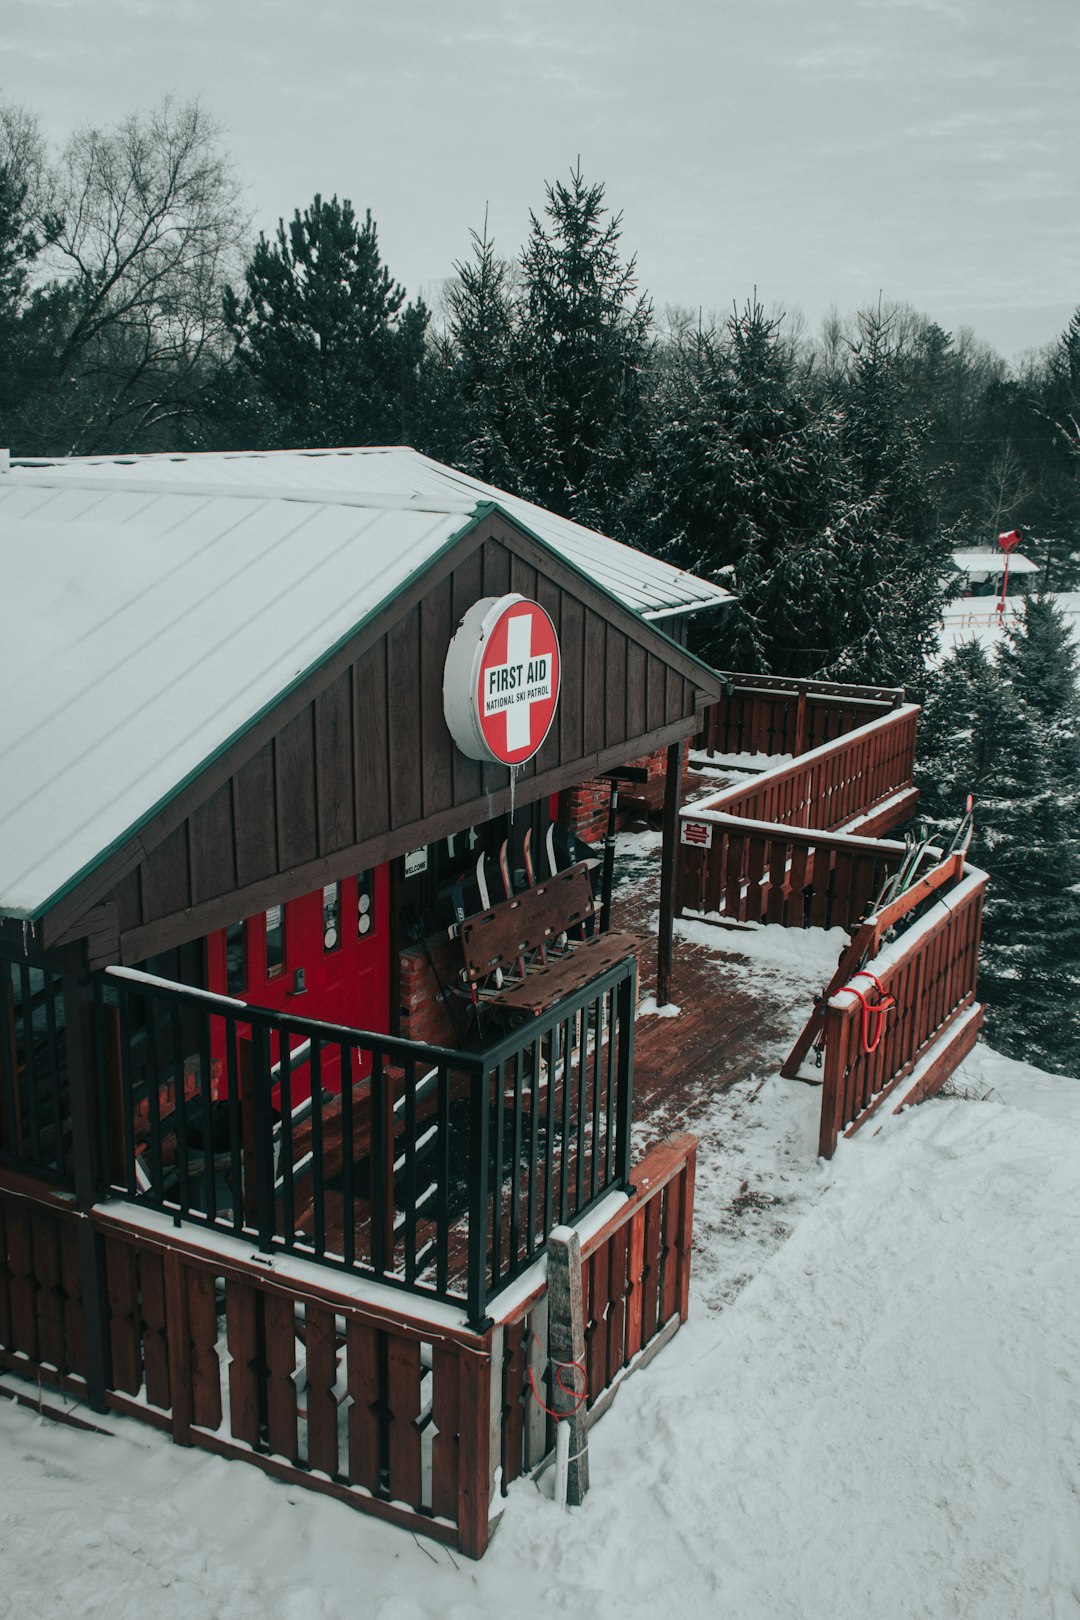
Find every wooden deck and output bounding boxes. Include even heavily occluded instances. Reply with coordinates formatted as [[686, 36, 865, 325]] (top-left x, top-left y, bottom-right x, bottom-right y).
[[612, 842, 809, 1150]]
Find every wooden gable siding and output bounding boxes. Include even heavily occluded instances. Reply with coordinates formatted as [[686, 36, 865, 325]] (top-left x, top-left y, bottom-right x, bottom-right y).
[[51, 513, 715, 966]]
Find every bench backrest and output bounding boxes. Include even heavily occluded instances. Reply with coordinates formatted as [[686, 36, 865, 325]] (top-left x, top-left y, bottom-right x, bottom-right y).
[[459, 862, 597, 985]]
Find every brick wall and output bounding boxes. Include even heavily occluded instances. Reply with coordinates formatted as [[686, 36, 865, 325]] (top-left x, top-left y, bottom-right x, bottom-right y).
[[563, 741, 689, 843], [399, 940, 463, 1048]]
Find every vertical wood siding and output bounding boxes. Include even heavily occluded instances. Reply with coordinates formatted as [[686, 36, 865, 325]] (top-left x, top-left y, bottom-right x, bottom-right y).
[[94, 519, 708, 959]]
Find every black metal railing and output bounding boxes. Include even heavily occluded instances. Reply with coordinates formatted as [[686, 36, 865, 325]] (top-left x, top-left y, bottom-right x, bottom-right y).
[[0, 959, 73, 1186], [96, 957, 636, 1323]]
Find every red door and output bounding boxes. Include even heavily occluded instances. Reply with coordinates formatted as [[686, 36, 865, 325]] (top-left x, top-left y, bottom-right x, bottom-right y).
[[208, 867, 390, 1101]]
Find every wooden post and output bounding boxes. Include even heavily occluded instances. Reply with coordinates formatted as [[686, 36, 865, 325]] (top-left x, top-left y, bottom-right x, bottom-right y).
[[794, 684, 808, 755], [457, 1335, 493, 1559], [656, 741, 683, 1009], [547, 1224, 589, 1506]]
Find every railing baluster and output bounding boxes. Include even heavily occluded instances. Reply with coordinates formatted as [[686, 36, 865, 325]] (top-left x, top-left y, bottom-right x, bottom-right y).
[[309, 1039, 325, 1257], [250, 1022, 274, 1252], [509, 1047, 524, 1271], [574, 1000, 588, 1213], [466, 1062, 492, 1327], [0, 964, 20, 1160], [435, 1064, 450, 1296], [44, 973, 64, 1172], [144, 991, 165, 1202], [403, 1056, 417, 1286], [225, 1013, 243, 1234], [558, 1013, 572, 1224], [590, 988, 603, 1202], [18, 965, 41, 1165], [614, 964, 636, 1189], [370, 1048, 386, 1276], [491, 1053, 506, 1288], [340, 1042, 355, 1268], [278, 1035, 294, 1245], [542, 1026, 556, 1246], [117, 985, 138, 1196], [197, 1010, 215, 1222], [527, 1034, 541, 1255], [169, 1000, 190, 1214]]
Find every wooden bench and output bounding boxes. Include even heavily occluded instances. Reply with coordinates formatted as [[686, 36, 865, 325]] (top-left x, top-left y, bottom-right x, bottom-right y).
[[457, 861, 640, 1021]]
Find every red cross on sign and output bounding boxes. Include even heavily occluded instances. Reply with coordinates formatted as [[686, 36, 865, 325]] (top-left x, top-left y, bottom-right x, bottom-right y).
[[443, 594, 561, 766]]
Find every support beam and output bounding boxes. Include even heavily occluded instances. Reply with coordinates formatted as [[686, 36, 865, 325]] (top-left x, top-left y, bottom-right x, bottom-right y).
[[656, 742, 683, 1008]]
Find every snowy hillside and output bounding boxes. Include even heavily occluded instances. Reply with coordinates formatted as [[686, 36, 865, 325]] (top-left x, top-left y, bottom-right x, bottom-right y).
[[2, 1032, 1077, 1620]]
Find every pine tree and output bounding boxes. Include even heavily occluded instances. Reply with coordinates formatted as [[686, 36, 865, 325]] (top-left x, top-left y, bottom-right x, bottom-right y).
[[828, 306, 956, 691], [647, 301, 845, 676], [513, 166, 654, 533], [918, 638, 1080, 1074], [996, 595, 1080, 775], [219, 195, 429, 449], [443, 224, 524, 488]]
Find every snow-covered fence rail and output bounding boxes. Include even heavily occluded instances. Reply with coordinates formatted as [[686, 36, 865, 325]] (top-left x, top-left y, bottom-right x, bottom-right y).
[[817, 869, 987, 1158], [696, 672, 905, 760], [697, 703, 919, 832], [678, 705, 921, 929], [499, 1135, 696, 1489]]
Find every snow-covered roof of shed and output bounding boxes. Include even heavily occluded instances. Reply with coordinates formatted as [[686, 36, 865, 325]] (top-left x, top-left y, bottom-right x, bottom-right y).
[[0, 446, 729, 920], [952, 549, 1039, 576]]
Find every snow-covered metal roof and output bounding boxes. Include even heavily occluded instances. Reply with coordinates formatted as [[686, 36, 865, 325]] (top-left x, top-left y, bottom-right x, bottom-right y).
[[0, 447, 729, 920], [952, 549, 1040, 576], [12, 447, 732, 621]]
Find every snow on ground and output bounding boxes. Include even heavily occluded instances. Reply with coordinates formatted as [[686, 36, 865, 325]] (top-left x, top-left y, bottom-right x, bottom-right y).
[[2, 920, 1079, 1618], [938, 590, 1080, 658]]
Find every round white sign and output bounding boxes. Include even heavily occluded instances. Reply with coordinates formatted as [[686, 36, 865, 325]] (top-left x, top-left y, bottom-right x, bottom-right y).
[[443, 594, 561, 766]]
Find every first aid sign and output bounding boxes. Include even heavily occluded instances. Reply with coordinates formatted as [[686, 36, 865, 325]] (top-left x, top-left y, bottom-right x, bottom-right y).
[[443, 595, 561, 766]]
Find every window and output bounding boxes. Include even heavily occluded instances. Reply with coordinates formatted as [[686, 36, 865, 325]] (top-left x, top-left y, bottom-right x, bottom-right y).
[[265, 905, 285, 976], [225, 922, 247, 994], [323, 882, 341, 951]]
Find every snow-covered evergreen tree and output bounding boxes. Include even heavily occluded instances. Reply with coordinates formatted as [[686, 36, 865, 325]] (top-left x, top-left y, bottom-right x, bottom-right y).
[[828, 307, 957, 692], [646, 301, 844, 675], [443, 225, 525, 488], [219, 195, 429, 450], [919, 635, 1080, 1074], [513, 166, 654, 535]]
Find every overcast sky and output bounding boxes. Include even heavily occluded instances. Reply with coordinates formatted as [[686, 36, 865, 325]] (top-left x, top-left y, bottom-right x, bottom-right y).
[[5, 0, 1078, 362]]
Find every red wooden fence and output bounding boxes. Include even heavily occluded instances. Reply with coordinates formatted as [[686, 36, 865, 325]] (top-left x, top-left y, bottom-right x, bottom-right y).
[[0, 1135, 697, 1559], [500, 1135, 696, 1488], [697, 703, 920, 832], [696, 673, 905, 760], [91, 1205, 495, 1555], [817, 869, 987, 1158], [678, 704, 920, 930], [0, 1172, 87, 1398], [679, 816, 905, 932]]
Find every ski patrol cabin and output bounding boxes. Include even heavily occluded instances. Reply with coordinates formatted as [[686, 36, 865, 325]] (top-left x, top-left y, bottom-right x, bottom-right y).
[[0, 447, 730, 1554], [0, 448, 988, 1553]]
